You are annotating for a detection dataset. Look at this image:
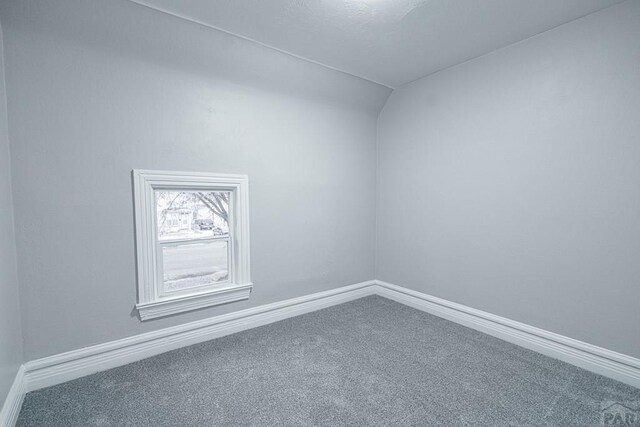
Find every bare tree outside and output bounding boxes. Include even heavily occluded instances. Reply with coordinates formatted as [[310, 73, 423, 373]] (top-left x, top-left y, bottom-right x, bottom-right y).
[[195, 192, 228, 223]]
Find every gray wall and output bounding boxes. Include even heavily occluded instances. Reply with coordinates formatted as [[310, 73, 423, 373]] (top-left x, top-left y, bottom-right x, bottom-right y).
[[0, 20, 23, 406], [3, 0, 637, 368], [377, 0, 640, 358], [1, 0, 390, 360]]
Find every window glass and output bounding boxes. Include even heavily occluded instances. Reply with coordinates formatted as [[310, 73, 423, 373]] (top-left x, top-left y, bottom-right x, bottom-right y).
[[162, 241, 229, 293], [155, 190, 230, 241]]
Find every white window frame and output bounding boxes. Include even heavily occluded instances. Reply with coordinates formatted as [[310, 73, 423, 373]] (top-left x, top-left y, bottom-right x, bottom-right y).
[[133, 169, 251, 321]]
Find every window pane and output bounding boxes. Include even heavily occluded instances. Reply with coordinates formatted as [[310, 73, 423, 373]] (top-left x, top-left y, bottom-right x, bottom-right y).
[[155, 190, 230, 241], [162, 241, 229, 293]]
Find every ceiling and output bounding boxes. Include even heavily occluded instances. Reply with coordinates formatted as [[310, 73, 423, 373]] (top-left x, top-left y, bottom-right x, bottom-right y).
[[132, 0, 625, 88]]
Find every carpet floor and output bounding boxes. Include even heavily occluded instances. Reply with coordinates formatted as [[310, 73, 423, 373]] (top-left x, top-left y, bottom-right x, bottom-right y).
[[17, 296, 640, 426]]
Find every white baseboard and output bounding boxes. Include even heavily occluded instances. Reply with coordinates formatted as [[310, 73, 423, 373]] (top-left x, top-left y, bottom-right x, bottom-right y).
[[0, 366, 25, 427], [4, 278, 639, 426], [23, 281, 375, 393], [373, 280, 640, 389]]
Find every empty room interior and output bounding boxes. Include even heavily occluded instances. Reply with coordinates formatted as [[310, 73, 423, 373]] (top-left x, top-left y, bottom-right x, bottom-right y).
[[1, 0, 639, 425]]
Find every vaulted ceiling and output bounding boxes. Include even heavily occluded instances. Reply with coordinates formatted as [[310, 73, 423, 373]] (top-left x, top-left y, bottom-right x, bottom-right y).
[[132, 0, 625, 88]]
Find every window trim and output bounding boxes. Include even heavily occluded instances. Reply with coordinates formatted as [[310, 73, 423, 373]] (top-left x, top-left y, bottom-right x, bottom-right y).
[[133, 169, 252, 321]]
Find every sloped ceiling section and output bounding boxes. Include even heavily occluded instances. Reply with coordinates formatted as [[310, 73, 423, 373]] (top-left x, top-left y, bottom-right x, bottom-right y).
[[0, 0, 391, 114], [131, 0, 624, 88]]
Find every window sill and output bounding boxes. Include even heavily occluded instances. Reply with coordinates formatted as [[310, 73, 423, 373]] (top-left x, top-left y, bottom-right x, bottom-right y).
[[136, 283, 253, 321]]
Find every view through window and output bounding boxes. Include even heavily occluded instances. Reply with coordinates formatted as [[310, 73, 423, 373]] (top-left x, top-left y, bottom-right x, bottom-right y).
[[155, 190, 231, 293]]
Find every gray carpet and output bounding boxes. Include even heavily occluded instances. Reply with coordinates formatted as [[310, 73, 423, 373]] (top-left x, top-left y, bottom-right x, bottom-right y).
[[17, 296, 640, 426]]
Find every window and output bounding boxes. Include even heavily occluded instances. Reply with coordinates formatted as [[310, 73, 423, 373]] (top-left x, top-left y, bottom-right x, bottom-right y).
[[133, 170, 251, 320]]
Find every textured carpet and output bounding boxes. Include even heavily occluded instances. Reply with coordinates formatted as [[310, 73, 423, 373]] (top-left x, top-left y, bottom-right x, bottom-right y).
[[17, 296, 640, 426]]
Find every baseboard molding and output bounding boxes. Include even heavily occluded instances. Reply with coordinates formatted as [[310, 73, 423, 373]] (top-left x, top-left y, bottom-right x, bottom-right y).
[[0, 366, 25, 427], [373, 280, 640, 389], [7, 278, 639, 424], [23, 281, 375, 393]]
